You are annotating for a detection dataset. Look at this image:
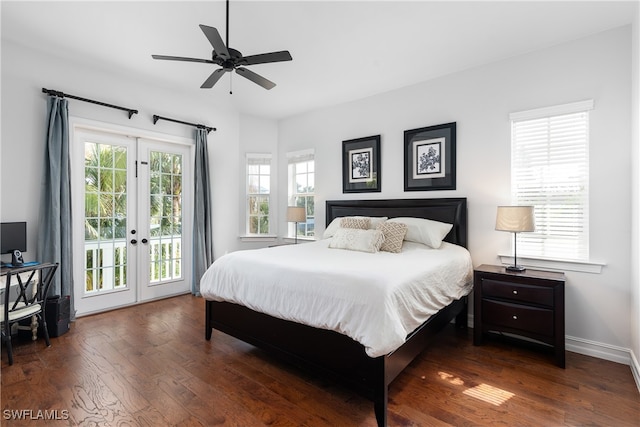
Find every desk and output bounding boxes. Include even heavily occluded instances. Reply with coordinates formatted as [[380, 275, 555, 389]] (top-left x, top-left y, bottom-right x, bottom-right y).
[[1, 266, 41, 341]]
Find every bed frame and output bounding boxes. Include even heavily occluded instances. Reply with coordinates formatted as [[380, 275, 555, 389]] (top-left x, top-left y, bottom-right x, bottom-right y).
[[205, 198, 468, 426]]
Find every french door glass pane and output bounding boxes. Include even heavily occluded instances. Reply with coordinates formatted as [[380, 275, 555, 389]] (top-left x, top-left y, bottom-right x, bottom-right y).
[[149, 151, 183, 284], [84, 142, 128, 293]]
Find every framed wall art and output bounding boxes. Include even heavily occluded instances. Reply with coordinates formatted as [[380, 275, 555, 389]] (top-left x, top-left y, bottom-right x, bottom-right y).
[[404, 122, 456, 191], [342, 135, 381, 193]]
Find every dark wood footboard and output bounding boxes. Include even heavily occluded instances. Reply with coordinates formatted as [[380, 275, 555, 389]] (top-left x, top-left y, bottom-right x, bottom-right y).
[[205, 296, 467, 427]]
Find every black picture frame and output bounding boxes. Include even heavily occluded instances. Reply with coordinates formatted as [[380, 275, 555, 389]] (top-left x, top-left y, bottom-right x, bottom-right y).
[[404, 122, 456, 191], [342, 135, 381, 193]]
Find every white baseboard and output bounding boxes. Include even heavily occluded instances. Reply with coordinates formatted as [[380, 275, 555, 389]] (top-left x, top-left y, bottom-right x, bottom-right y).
[[565, 335, 631, 365], [630, 350, 640, 394]]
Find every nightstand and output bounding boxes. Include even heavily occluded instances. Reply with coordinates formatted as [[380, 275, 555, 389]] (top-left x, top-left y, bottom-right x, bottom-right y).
[[473, 264, 566, 368]]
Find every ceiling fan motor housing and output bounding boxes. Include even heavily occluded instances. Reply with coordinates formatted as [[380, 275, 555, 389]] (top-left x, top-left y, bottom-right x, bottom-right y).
[[215, 48, 244, 71]]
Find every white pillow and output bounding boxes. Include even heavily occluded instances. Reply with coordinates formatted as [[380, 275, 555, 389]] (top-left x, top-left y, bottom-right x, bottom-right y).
[[328, 228, 385, 253], [322, 216, 388, 239], [387, 217, 453, 249]]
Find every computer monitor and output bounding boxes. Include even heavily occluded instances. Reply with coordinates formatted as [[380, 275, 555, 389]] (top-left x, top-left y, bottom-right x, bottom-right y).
[[1, 222, 27, 265]]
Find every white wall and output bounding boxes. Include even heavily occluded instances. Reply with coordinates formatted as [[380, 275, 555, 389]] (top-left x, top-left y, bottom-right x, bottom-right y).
[[0, 39, 243, 263], [238, 114, 280, 249], [278, 26, 634, 363]]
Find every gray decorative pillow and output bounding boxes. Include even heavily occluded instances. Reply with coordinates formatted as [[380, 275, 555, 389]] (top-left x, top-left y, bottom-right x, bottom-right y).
[[377, 222, 408, 253], [340, 217, 371, 230]]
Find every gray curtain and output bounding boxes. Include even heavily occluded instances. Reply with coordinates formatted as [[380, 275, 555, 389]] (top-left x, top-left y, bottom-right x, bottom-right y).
[[37, 96, 74, 317], [192, 128, 214, 295]]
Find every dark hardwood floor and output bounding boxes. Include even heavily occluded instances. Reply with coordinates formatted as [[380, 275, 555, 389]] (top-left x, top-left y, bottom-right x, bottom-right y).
[[2, 294, 639, 426]]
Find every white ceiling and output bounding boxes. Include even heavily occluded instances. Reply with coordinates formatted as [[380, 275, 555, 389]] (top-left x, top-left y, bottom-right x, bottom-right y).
[[2, 1, 636, 120]]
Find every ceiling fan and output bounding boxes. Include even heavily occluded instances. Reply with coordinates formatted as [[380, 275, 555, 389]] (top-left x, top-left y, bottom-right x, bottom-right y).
[[152, 0, 292, 91]]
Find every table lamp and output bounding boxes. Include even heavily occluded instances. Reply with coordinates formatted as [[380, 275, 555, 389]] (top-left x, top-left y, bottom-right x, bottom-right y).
[[287, 206, 306, 244], [496, 205, 535, 272]]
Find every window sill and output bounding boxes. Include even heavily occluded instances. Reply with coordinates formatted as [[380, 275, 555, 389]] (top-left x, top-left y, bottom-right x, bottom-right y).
[[498, 253, 606, 274], [240, 235, 277, 243], [282, 236, 316, 244]]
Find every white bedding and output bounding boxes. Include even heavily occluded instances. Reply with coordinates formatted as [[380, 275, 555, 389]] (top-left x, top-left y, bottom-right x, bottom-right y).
[[200, 239, 473, 357]]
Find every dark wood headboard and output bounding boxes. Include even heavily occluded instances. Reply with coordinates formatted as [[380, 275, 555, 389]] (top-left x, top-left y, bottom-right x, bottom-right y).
[[325, 198, 468, 248]]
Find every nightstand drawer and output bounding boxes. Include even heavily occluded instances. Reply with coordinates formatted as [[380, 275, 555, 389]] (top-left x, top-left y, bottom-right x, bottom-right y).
[[482, 299, 554, 337], [482, 279, 554, 307]]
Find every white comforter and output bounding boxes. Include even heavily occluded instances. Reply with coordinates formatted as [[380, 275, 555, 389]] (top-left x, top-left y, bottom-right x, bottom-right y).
[[200, 240, 473, 357]]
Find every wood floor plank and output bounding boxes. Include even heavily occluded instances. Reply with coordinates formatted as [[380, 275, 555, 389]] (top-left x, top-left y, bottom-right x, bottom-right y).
[[1, 294, 638, 426], [129, 370, 196, 425]]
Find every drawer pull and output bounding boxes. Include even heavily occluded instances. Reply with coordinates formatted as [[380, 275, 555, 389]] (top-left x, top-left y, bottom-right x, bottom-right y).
[[512, 315, 518, 320], [512, 290, 518, 295]]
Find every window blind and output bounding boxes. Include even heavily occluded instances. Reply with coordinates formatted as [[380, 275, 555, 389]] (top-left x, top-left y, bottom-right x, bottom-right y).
[[246, 152, 272, 165], [286, 148, 314, 164], [510, 100, 592, 261]]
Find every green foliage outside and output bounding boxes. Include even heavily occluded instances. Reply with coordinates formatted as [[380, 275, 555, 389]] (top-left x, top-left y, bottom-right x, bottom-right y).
[[84, 144, 183, 291]]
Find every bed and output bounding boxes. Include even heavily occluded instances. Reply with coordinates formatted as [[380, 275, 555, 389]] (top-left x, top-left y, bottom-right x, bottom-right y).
[[203, 198, 471, 426]]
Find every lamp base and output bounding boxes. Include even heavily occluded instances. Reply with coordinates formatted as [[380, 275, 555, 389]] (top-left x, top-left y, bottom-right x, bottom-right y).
[[505, 265, 526, 272]]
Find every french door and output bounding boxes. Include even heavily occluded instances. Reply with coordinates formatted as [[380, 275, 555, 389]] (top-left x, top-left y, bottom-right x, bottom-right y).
[[72, 127, 192, 316]]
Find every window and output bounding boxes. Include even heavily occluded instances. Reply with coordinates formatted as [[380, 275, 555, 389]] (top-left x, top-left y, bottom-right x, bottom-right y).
[[510, 100, 592, 261], [287, 149, 315, 239], [246, 153, 272, 235]]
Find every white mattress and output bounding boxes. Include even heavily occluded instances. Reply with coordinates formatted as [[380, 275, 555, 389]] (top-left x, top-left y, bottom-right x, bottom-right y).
[[200, 240, 473, 357]]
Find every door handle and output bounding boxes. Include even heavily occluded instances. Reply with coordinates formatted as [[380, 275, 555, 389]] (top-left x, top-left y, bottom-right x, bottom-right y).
[[131, 239, 137, 245], [141, 238, 148, 244]]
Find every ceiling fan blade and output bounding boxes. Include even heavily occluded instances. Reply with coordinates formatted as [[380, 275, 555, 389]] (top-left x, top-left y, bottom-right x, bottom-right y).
[[201, 69, 227, 89], [242, 51, 293, 66], [236, 67, 276, 90], [199, 24, 230, 60], [152, 55, 215, 64]]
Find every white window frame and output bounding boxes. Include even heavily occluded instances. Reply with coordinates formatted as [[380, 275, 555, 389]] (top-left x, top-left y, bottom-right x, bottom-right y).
[[245, 153, 274, 238], [287, 149, 315, 240], [506, 100, 604, 273]]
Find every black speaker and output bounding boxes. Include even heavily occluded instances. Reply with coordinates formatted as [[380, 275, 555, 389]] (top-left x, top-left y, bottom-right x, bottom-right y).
[[44, 295, 70, 337], [11, 250, 23, 266]]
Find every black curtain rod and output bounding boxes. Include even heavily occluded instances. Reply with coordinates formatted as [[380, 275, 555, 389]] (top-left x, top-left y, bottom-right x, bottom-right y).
[[152, 115, 216, 134], [42, 88, 138, 119]]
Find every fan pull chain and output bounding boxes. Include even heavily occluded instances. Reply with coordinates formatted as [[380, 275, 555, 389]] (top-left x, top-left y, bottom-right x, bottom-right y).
[[229, 72, 233, 95]]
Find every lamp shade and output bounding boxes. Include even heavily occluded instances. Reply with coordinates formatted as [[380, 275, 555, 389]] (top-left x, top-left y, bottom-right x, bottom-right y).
[[495, 206, 535, 232], [287, 206, 306, 223]]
